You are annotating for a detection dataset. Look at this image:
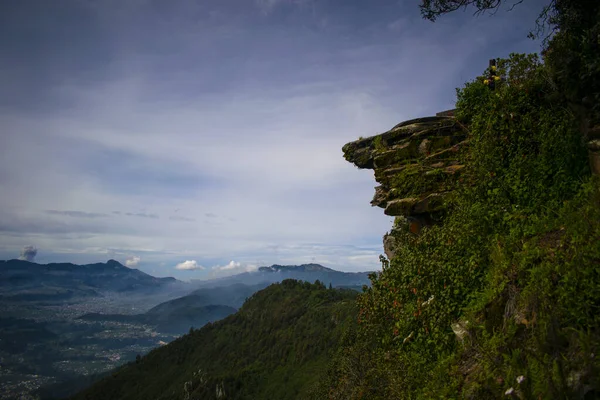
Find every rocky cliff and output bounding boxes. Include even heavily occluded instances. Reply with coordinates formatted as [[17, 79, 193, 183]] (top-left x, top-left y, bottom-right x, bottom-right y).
[[342, 115, 469, 258]]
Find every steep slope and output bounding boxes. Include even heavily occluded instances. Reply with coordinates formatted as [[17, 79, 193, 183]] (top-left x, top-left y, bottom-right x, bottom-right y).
[[70, 280, 358, 400]]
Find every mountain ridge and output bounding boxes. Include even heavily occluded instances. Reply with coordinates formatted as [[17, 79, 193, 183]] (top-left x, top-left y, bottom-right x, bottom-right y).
[[193, 263, 374, 289], [257, 263, 334, 272], [0, 259, 182, 301]]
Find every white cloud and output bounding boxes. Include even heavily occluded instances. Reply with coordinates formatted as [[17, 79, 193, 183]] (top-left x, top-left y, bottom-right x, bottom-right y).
[[215, 260, 242, 271], [210, 260, 259, 277], [175, 260, 205, 270], [125, 256, 141, 267]]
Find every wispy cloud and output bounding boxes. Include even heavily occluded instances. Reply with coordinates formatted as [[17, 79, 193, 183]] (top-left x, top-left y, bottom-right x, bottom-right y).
[[45, 210, 110, 218], [124, 213, 159, 219], [169, 215, 196, 222]]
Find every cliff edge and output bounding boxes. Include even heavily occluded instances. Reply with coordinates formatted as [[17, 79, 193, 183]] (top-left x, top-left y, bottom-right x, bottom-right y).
[[342, 115, 469, 258]]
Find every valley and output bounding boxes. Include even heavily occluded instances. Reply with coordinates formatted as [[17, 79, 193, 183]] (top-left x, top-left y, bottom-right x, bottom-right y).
[[0, 260, 371, 399], [0, 295, 178, 400]]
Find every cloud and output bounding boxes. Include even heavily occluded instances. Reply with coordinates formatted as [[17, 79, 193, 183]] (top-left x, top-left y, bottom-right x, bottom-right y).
[[46, 210, 110, 218], [175, 260, 205, 270], [19, 245, 37, 262], [125, 256, 141, 267], [0, 0, 543, 277], [214, 260, 242, 271], [210, 260, 259, 277], [114, 210, 161, 219], [124, 213, 159, 219], [169, 215, 196, 222]]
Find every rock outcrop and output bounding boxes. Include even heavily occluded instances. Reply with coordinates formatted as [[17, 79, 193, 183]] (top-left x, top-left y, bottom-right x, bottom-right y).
[[342, 116, 469, 258]]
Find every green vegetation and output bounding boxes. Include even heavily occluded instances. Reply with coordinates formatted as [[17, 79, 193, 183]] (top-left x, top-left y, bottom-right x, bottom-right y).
[[322, 51, 599, 400], [388, 162, 463, 200], [70, 280, 358, 400]]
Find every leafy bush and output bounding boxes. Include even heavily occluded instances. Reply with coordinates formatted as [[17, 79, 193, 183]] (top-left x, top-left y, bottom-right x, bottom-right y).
[[325, 53, 597, 399]]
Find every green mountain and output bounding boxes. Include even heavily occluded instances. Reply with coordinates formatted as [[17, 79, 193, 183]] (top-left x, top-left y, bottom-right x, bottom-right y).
[[69, 280, 358, 400]]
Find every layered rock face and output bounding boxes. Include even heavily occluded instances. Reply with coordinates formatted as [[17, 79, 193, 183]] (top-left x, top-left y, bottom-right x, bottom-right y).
[[342, 116, 468, 258]]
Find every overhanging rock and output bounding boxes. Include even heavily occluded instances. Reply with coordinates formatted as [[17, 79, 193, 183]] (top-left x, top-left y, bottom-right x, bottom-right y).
[[343, 116, 470, 256]]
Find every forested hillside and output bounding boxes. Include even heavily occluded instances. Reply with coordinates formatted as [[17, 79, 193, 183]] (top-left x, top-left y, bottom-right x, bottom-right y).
[[69, 280, 357, 400]]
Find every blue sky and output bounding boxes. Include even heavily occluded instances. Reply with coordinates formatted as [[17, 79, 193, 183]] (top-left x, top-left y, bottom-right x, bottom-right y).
[[0, 0, 546, 279]]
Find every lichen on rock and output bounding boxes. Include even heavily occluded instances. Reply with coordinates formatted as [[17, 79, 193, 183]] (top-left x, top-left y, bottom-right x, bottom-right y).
[[343, 115, 469, 252]]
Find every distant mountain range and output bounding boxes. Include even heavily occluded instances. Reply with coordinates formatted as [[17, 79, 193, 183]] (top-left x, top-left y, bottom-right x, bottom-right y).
[[0, 259, 372, 297], [0, 259, 373, 335], [0, 259, 182, 301], [193, 263, 373, 289]]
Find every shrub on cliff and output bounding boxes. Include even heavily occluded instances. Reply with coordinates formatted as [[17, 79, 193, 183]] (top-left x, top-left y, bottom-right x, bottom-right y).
[[456, 52, 589, 214], [325, 52, 598, 399]]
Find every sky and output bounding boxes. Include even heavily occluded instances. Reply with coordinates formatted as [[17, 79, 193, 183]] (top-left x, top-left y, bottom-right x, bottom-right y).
[[0, 0, 547, 279]]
